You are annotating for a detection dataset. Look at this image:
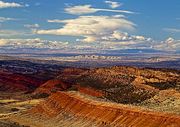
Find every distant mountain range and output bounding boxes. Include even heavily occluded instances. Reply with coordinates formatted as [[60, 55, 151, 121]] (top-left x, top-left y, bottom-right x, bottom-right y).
[[0, 47, 177, 55]]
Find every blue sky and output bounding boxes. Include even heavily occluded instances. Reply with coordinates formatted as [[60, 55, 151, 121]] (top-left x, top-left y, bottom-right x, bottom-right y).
[[0, 0, 180, 53]]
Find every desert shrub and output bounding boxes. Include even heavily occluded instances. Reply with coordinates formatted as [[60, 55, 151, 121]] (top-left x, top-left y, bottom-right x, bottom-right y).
[[11, 108, 19, 112], [104, 86, 156, 104], [146, 81, 177, 90]]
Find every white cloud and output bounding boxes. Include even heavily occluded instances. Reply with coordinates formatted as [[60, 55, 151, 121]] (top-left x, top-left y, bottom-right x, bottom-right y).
[[24, 24, 40, 29], [71, 35, 154, 52], [0, 17, 16, 22], [0, 36, 179, 53], [65, 5, 134, 15], [37, 15, 135, 42], [0, 1, 23, 8], [0, 30, 33, 37], [0, 39, 8, 45], [154, 37, 180, 51], [112, 15, 126, 18], [164, 28, 180, 33], [93, 31, 154, 50], [105, 1, 121, 9], [37, 15, 158, 51], [0, 38, 69, 49], [65, 5, 96, 15], [100, 31, 150, 42], [0, 30, 23, 36]]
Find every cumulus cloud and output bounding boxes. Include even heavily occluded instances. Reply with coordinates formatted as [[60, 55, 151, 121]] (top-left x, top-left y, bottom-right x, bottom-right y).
[[70, 34, 154, 52], [37, 15, 135, 42], [92, 31, 154, 50], [37, 16, 156, 51], [0, 1, 23, 8], [99, 31, 151, 43], [0, 38, 69, 49], [65, 5, 134, 15], [105, 1, 121, 8], [0, 17, 16, 22], [154, 37, 180, 51], [0, 36, 179, 53]]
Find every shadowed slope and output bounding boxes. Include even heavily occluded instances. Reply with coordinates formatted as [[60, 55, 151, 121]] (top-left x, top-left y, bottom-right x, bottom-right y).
[[0, 71, 44, 92]]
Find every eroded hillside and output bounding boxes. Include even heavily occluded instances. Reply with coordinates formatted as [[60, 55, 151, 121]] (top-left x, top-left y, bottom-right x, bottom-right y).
[[0, 65, 180, 127]]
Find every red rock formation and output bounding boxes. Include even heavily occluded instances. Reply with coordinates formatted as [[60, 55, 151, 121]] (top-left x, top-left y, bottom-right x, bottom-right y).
[[34, 79, 71, 95], [28, 91, 180, 127], [33, 68, 86, 96]]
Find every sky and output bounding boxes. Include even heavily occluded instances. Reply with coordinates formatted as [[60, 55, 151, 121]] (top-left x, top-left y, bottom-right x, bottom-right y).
[[0, 0, 180, 54]]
